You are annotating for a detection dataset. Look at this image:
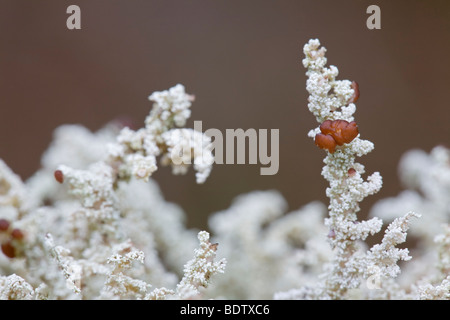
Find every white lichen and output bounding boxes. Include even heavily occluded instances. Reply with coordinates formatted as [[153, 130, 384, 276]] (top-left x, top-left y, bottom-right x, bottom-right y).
[[0, 274, 35, 300], [0, 85, 221, 300], [175, 231, 226, 299], [207, 191, 330, 299], [0, 41, 447, 301], [275, 39, 421, 300], [106, 84, 212, 184]]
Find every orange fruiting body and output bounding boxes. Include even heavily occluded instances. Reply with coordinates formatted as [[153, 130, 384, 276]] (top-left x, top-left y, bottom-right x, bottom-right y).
[[348, 168, 357, 177], [0, 219, 10, 232], [54, 170, 64, 184], [315, 133, 336, 153], [11, 228, 24, 240], [1, 241, 15, 258], [315, 119, 359, 153]]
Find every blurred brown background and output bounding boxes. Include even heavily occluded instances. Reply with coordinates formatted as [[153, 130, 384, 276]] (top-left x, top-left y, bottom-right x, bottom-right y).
[[0, 0, 449, 231]]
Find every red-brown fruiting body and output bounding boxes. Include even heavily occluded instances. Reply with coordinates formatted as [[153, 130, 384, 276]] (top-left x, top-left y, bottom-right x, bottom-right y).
[[11, 228, 24, 240], [315, 133, 336, 153], [349, 81, 360, 104], [1, 241, 15, 258], [320, 120, 359, 145], [54, 170, 64, 184], [0, 219, 10, 232], [315, 119, 359, 153], [348, 168, 357, 177]]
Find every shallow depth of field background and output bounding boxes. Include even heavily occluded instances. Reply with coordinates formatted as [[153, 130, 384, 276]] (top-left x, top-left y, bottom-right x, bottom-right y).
[[0, 1, 449, 231]]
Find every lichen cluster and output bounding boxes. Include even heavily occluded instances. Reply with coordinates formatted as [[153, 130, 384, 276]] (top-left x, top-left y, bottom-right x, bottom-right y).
[[0, 40, 448, 300]]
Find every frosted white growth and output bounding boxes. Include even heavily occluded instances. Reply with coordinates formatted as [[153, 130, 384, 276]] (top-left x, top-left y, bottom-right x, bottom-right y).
[[273, 39, 420, 300], [416, 224, 450, 299], [147, 83, 194, 129], [207, 191, 330, 299], [1, 40, 448, 301], [161, 128, 214, 184], [125, 153, 158, 182], [145, 287, 175, 300], [100, 240, 151, 299], [44, 233, 82, 295], [371, 146, 450, 245], [176, 231, 226, 299], [107, 84, 213, 183], [0, 84, 221, 300], [418, 276, 450, 300], [0, 159, 26, 210], [115, 178, 198, 272], [303, 39, 384, 244], [0, 274, 35, 300], [57, 163, 116, 211], [303, 40, 354, 124], [45, 84, 213, 243], [434, 224, 450, 278], [42, 124, 117, 170], [361, 212, 420, 281]]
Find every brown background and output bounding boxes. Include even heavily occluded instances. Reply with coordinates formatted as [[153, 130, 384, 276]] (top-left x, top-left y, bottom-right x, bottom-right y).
[[0, 1, 449, 231]]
